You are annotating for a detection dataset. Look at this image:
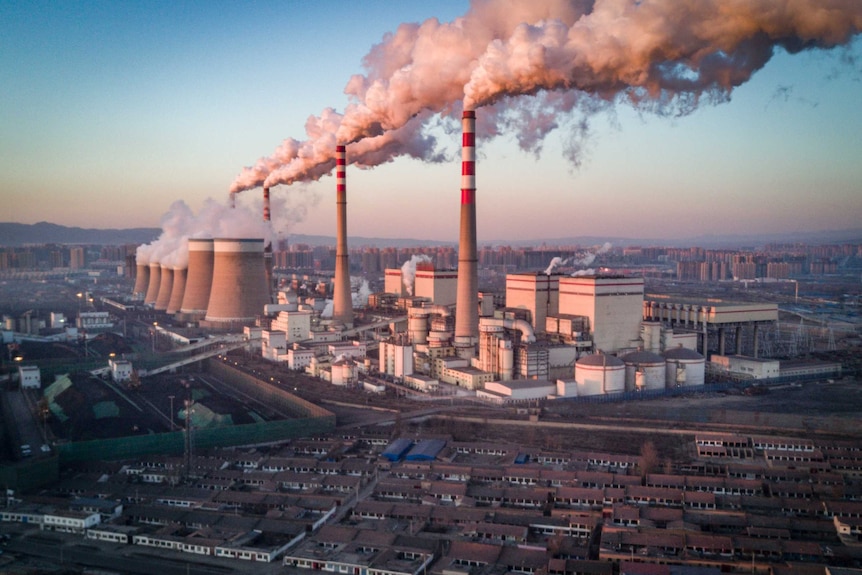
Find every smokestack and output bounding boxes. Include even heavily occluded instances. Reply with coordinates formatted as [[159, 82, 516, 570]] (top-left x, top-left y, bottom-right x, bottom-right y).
[[179, 238, 214, 319], [132, 261, 150, 300], [154, 264, 174, 311], [263, 186, 274, 302], [166, 266, 187, 315], [332, 144, 354, 327], [204, 238, 270, 326], [144, 262, 162, 306], [454, 109, 478, 357]]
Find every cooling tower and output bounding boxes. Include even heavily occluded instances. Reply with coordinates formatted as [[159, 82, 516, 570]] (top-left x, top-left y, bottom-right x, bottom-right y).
[[166, 266, 187, 315], [204, 238, 270, 326], [132, 261, 149, 300], [154, 264, 174, 311], [332, 144, 354, 327], [180, 238, 214, 318], [454, 109, 478, 357], [144, 262, 162, 305]]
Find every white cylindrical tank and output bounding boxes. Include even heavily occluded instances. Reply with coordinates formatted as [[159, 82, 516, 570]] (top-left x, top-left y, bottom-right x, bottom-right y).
[[408, 308, 430, 345], [621, 350, 666, 391], [499, 339, 514, 381], [154, 264, 174, 311], [575, 353, 625, 396], [641, 321, 662, 354], [662, 346, 706, 387], [144, 262, 162, 305]]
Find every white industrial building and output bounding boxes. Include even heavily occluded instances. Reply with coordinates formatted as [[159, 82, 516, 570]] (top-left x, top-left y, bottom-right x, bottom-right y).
[[711, 355, 780, 380], [109, 358, 133, 383], [379, 338, 414, 379], [505, 272, 560, 335], [18, 365, 41, 389], [559, 275, 645, 355]]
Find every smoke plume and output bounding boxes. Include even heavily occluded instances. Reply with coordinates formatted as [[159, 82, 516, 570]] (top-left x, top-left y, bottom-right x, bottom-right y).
[[544, 256, 568, 275], [401, 254, 433, 296], [135, 198, 277, 269], [232, 0, 862, 194]]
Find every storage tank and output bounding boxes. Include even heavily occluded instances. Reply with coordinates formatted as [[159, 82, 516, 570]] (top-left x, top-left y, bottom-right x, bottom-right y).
[[662, 345, 706, 387], [179, 238, 214, 319], [575, 353, 625, 396], [204, 238, 270, 326], [499, 339, 514, 381], [144, 262, 162, 305], [621, 350, 666, 391], [154, 264, 174, 311], [166, 266, 187, 315], [408, 308, 430, 345]]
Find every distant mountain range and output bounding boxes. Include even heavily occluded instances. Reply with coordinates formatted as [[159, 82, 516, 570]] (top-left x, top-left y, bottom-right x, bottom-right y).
[[1, 221, 860, 249]]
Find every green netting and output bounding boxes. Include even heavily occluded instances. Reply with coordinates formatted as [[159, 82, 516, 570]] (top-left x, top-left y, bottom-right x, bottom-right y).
[[180, 403, 232, 428], [93, 401, 120, 419], [43, 374, 72, 403]]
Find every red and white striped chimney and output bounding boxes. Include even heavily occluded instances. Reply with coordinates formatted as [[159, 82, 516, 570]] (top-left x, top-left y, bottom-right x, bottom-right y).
[[454, 109, 478, 357], [332, 144, 354, 327], [263, 186, 273, 301]]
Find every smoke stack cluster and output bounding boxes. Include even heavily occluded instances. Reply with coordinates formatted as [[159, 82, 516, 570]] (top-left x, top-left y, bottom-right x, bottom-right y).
[[454, 109, 478, 357], [166, 266, 187, 315], [144, 262, 161, 305], [331, 144, 354, 327], [154, 264, 174, 311]]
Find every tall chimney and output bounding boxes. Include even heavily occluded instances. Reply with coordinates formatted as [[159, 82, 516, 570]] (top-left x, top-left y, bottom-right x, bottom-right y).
[[144, 262, 162, 306], [179, 238, 214, 319], [263, 186, 274, 302], [454, 109, 478, 357], [132, 260, 150, 300], [154, 264, 174, 311], [332, 144, 354, 327], [204, 238, 270, 327]]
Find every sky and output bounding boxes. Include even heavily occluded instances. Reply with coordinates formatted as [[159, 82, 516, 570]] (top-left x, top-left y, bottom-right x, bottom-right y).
[[1, 0, 861, 244]]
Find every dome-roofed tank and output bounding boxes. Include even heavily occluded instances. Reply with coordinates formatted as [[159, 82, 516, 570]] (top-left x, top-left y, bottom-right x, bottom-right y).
[[575, 353, 625, 396], [621, 350, 666, 391], [662, 345, 705, 387]]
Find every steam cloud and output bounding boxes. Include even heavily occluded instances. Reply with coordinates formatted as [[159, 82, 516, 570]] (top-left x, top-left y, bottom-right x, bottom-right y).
[[135, 198, 277, 269], [571, 242, 612, 271], [544, 257, 568, 275], [401, 254, 433, 296], [231, 0, 862, 194]]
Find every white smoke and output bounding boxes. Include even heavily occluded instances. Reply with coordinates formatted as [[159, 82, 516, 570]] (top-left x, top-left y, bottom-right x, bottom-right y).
[[544, 256, 568, 275], [570, 242, 612, 269], [352, 277, 372, 307], [572, 268, 596, 277], [135, 198, 278, 269], [401, 254, 432, 296], [321, 299, 333, 318], [231, 0, 862, 194]]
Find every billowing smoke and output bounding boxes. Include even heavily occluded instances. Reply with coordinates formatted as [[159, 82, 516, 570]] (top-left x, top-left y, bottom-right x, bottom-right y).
[[544, 256, 568, 275], [135, 198, 278, 269], [232, 0, 862, 193], [401, 254, 432, 296], [572, 268, 596, 277], [570, 242, 612, 269], [352, 277, 372, 307]]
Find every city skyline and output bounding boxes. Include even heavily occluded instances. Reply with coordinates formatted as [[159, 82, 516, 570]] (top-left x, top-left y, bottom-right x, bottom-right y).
[[2, 1, 861, 243]]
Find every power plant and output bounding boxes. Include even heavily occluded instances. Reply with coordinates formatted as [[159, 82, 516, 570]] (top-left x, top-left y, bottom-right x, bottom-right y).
[[179, 238, 214, 319]]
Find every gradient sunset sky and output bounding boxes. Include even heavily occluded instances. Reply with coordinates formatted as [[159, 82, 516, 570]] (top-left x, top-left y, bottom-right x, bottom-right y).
[[2, 1, 861, 243]]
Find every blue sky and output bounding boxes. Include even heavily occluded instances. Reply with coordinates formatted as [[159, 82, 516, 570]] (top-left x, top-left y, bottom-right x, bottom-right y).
[[1, 1, 860, 243]]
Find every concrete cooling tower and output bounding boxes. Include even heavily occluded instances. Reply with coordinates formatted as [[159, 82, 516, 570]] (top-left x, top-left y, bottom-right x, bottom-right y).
[[144, 262, 162, 305], [166, 266, 187, 315], [204, 238, 270, 326], [132, 262, 149, 300], [154, 264, 174, 311], [180, 238, 214, 319]]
